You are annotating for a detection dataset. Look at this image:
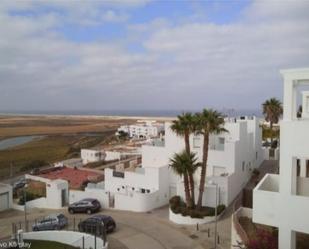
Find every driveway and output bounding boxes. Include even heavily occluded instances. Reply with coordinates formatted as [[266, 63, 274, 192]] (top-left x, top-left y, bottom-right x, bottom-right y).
[[0, 207, 205, 249]]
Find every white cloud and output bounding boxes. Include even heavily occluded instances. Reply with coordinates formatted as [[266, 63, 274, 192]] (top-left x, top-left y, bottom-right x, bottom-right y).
[[0, 0, 308, 111]]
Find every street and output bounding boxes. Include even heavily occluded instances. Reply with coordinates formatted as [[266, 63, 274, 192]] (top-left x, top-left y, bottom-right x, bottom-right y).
[[0, 206, 232, 249]]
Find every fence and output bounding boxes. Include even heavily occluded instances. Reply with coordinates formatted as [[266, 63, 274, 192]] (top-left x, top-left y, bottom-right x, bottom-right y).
[[10, 217, 108, 249]]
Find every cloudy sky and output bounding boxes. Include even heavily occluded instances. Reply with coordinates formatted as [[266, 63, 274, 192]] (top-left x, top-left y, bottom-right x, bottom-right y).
[[0, 0, 309, 113]]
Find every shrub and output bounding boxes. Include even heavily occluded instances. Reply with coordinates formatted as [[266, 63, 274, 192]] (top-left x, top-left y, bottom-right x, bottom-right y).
[[169, 196, 226, 218], [18, 191, 42, 205], [252, 169, 260, 176], [180, 206, 190, 216], [246, 229, 278, 249], [173, 206, 181, 214], [19, 160, 47, 172], [169, 195, 181, 212], [169, 195, 181, 206], [189, 209, 204, 219], [271, 140, 278, 149], [217, 204, 226, 215]]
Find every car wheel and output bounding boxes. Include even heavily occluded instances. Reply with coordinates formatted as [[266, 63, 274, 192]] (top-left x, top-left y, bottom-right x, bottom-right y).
[[86, 209, 92, 214], [69, 209, 74, 214], [33, 227, 38, 232]]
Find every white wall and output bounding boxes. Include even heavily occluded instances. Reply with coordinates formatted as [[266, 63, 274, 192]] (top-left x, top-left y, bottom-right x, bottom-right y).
[[24, 175, 68, 209], [81, 149, 105, 164], [231, 207, 252, 249], [105, 151, 121, 161], [169, 208, 217, 225], [142, 118, 263, 208], [104, 165, 169, 212], [0, 184, 13, 211], [69, 188, 109, 209], [105, 167, 161, 192], [22, 231, 107, 249]]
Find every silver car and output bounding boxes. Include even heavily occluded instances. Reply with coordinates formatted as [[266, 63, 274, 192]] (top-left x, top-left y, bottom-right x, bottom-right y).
[[32, 214, 68, 231]]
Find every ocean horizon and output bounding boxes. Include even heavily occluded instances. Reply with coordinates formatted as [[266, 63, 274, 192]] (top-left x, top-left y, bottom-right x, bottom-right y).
[[0, 109, 263, 118]]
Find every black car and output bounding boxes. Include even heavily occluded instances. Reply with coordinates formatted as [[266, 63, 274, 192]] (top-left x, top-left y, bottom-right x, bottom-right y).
[[78, 215, 116, 235], [68, 198, 101, 214], [13, 178, 27, 191]]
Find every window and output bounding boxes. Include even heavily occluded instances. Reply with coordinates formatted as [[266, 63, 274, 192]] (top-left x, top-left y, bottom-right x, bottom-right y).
[[219, 137, 225, 144], [256, 151, 258, 160], [297, 159, 300, 177], [242, 161, 245, 171], [215, 137, 225, 151], [193, 137, 201, 148]]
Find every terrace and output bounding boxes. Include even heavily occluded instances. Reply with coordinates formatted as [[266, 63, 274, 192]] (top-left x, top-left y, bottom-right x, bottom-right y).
[[38, 167, 103, 189]]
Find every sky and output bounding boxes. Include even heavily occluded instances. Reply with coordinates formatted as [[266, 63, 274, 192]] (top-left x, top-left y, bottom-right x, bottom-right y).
[[0, 0, 309, 113]]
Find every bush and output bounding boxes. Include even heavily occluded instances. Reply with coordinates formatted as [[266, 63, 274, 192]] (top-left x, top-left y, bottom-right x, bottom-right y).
[[169, 195, 181, 211], [271, 140, 278, 149], [252, 169, 260, 176], [246, 229, 278, 249], [18, 191, 43, 205], [169, 196, 226, 218], [189, 209, 204, 219], [19, 160, 47, 172], [217, 204, 226, 215]]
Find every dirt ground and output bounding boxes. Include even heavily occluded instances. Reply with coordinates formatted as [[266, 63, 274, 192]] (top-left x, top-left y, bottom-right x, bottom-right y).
[[0, 115, 137, 138]]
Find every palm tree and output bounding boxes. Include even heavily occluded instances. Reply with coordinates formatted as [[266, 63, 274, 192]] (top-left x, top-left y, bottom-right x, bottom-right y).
[[169, 151, 200, 207], [262, 98, 283, 143], [195, 109, 227, 209], [171, 112, 195, 153], [171, 112, 197, 207]]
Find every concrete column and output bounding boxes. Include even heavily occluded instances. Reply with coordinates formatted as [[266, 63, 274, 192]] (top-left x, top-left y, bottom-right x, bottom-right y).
[[290, 157, 297, 195], [279, 228, 296, 249], [300, 158, 307, 177], [283, 78, 295, 121]]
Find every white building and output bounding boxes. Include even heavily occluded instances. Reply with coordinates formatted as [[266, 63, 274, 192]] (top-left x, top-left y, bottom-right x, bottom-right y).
[[17, 175, 69, 210], [104, 165, 169, 212], [253, 68, 309, 249], [116, 120, 164, 139], [142, 117, 264, 207], [81, 148, 105, 164], [43, 116, 263, 214], [55, 158, 83, 168], [0, 183, 13, 212]]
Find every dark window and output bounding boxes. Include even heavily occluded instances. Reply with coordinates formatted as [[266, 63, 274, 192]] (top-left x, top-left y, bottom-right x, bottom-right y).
[[113, 171, 125, 178], [297, 159, 301, 177]]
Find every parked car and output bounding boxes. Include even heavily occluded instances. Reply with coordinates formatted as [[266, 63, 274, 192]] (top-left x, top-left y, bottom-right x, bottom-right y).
[[68, 198, 101, 214], [13, 178, 27, 190], [32, 214, 68, 231], [78, 215, 116, 235]]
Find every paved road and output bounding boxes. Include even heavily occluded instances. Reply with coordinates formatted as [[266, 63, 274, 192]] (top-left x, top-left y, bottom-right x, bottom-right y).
[[0, 207, 204, 249]]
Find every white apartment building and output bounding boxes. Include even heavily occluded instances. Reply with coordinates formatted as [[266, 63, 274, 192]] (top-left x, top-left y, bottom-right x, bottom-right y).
[[142, 116, 264, 207], [116, 120, 164, 139], [81, 148, 105, 164], [253, 68, 309, 249]]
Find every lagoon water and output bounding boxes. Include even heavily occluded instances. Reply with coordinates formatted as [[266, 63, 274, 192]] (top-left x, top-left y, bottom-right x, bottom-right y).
[[0, 136, 41, 151]]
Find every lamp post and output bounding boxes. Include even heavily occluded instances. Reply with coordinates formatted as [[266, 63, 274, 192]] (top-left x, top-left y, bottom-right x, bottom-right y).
[[23, 183, 28, 232], [208, 181, 219, 249]]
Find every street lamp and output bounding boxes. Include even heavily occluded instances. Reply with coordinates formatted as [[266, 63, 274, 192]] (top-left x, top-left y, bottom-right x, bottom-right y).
[[208, 180, 219, 249], [23, 183, 28, 232]]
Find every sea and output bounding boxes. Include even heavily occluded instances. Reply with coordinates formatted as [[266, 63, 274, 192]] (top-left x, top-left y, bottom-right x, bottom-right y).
[[0, 109, 263, 118]]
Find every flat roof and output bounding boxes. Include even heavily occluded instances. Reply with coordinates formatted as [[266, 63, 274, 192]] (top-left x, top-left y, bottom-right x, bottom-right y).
[[39, 167, 103, 189]]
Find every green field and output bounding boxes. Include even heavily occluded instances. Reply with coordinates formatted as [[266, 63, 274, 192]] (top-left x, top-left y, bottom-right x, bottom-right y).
[[0, 131, 114, 178], [24, 240, 78, 249]]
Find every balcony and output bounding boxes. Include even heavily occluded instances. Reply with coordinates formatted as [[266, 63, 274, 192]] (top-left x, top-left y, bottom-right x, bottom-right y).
[[252, 174, 280, 227]]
